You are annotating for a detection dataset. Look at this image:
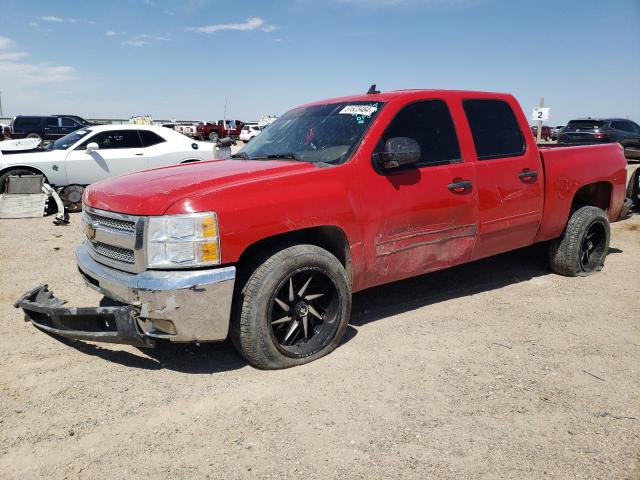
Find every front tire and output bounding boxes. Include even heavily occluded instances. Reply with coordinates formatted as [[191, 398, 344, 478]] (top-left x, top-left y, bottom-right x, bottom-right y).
[[232, 245, 351, 369], [549, 206, 610, 276]]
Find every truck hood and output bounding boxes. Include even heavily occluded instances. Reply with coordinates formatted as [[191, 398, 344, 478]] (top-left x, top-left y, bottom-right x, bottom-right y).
[[84, 159, 316, 215]]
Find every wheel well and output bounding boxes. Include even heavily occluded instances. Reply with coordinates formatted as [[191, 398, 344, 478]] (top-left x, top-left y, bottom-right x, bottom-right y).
[[572, 181, 612, 213], [237, 226, 352, 281], [0, 165, 48, 182]]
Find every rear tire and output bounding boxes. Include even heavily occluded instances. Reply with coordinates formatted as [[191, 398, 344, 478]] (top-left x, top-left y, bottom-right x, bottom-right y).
[[231, 244, 351, 369], [548, 206, 610, 277], [208, 131, 219, 143], [26, 132, 42, 145], [627, 167, 640, 209]]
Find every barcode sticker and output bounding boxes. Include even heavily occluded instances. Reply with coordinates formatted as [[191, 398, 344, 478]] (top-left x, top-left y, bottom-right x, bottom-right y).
[[339, 105, 378, 117]]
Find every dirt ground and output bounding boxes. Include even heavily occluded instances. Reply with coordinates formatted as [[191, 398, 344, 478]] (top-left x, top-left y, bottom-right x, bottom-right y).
[[0, 173, 639, 479]]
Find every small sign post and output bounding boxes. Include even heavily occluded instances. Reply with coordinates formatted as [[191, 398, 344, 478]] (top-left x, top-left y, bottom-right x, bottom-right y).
[[531, 98, 550, 143]]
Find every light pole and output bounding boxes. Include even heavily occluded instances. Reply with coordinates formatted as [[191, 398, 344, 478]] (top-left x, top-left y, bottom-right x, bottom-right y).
[[0, 91, 3, 117]]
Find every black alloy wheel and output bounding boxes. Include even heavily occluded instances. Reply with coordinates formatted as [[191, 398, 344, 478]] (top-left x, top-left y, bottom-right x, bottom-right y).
[[268, 268, 340, 357]]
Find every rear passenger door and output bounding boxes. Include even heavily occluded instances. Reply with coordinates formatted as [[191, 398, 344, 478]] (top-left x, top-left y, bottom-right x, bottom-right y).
[[64, 130, 147, 185], [462, 99, 544, 261]]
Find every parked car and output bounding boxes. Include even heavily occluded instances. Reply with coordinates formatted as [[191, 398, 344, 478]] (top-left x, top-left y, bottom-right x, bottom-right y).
[[239, 123, 263, 142], [551, 125, 565, 140], [16, 89, 627, 370], [0, 125, 214, 210], [9, 115, 91, 142], [558, 118, 640, 160], [531, 125, 552, 141], [196, 119, 245, 142], [174, 123, 199, 138]]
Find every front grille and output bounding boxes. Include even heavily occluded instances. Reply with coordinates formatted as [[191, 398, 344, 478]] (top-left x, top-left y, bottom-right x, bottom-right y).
[[91, 242, 135, 264], [86, 213, 136, 233]]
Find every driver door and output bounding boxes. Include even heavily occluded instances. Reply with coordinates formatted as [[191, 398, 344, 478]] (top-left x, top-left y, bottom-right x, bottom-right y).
[[360, 98, 478, 288], [64, 129, 147, 185]]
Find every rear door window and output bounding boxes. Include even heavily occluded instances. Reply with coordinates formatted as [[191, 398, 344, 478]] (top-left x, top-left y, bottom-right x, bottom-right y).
[[46, 117, 59, 127], [376, 99, 461, 167], [463, 99, 525, 160], [139, 130, 166, 147], [61, 117, 78, 127]]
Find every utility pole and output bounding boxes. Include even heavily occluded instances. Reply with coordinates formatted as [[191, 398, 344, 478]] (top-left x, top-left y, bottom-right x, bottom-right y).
[[0, 91, 3, 117], [536, 96, 544, 143]]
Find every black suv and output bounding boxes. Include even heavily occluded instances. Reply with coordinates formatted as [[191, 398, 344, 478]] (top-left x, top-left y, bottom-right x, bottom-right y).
[[9, 115, 92, 141], [558, 118, 640, 160]]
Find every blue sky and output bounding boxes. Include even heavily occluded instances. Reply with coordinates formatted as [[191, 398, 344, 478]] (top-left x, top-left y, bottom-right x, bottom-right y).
[[0, 0, 638, 124]]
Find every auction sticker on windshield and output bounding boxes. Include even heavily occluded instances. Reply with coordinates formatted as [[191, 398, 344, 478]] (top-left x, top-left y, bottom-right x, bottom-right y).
[[339, 105, 378, 117]]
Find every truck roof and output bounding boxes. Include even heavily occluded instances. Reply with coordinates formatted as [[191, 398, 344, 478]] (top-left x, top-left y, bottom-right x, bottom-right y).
[[299, 89, 513, 108]]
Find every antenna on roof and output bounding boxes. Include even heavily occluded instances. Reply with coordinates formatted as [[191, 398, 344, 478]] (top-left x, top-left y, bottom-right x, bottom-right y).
[[367, 84, 380, 95]]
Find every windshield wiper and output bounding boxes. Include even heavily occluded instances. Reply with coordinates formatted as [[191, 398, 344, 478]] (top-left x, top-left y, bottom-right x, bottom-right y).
[[266, 153, 303, 161], [230, 152, 249, 159]]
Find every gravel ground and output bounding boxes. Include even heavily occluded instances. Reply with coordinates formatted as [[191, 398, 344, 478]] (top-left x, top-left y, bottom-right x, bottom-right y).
[[0, 167, 638, 479]]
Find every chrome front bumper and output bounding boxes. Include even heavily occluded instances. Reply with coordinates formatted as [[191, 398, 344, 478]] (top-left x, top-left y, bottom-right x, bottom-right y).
[[76, 244, 236, 342]]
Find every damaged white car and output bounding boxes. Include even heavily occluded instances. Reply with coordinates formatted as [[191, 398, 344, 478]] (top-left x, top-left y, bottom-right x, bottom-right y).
[[0, 125, 214, 211]]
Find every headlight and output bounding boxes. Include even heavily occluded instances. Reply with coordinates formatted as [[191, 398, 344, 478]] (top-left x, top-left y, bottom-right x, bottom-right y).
[[146, 212, 220, 269]]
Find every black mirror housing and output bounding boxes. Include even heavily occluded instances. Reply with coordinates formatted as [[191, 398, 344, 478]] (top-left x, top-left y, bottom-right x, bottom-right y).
[[373, 137, 421, 171]]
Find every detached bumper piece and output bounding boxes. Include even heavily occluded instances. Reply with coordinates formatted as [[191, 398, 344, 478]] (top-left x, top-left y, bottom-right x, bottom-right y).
[[15, 285, 155, 348]]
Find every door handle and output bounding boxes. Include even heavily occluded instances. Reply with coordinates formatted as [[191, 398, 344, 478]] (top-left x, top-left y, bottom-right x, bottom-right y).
[[448, 179, 473, 193], [519, 169, 538, 181]]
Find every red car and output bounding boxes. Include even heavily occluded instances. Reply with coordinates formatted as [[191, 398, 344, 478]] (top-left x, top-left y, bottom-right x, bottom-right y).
[[17, 89, 627, 369]]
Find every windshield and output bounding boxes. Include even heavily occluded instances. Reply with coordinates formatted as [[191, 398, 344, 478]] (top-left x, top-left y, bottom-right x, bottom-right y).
[[50, 129, 91, 150], [236, 101, 384, 164]]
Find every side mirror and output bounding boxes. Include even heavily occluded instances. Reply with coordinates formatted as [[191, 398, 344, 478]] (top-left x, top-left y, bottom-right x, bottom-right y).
[[373, 137, 421, 171], [85, 142, 99, 153]]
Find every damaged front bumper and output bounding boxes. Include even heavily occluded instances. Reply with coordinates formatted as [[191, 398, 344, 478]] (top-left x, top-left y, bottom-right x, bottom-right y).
[[15, 244, 237, 346], [15, 284, 154, 348]]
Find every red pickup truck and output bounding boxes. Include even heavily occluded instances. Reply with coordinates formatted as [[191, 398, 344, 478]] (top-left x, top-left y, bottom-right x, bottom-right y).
[[196, 120, 244, 142], [16, 89, 627, 369]]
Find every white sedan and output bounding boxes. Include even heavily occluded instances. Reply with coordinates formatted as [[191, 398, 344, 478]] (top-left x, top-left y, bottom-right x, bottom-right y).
[[0, 125, 215, 210]]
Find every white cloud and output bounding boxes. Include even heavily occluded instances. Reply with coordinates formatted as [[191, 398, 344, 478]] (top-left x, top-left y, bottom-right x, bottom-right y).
[[0, 52, 30, 61], [121, 33, 170, 47], [39, 15, 95, 25], [0, 36, 77, 84], [188, 17, 275, 34], [40, 15, 65, 22], [0, 36, 14, 49], [106, 30, 118, 36]]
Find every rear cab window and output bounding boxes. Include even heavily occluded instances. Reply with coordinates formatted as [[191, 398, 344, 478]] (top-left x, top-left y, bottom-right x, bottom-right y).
[[14, 116, 43, 128], [462, 99, 525, 160]]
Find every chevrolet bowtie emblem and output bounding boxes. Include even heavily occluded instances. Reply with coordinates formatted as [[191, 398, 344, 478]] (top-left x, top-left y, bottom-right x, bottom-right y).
[[86, 223, 96, 240]]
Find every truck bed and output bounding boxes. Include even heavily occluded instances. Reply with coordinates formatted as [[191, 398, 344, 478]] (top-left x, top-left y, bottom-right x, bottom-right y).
[[536, 143, 628, 242]]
